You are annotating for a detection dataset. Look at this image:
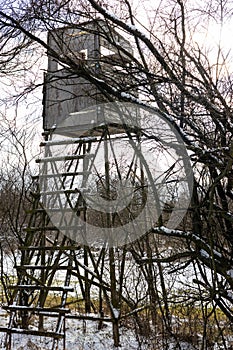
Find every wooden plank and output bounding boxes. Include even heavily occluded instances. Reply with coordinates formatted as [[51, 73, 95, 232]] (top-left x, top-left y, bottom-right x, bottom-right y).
[[0, 327, 64, 339], [9, 286, 74, 292], [19, 245, 81, 251], [40, 188, 86, 195], [15, 265, 75, 270], [36, 153, 94, 163], [29, 208, 85, 213], [24, 225, 83, 232], [38, 171, 91, 178], [2, 306, 70, 314], [40, 136, 97, 146], [66, 314, 112, 322], [24, 226, 59, 232]]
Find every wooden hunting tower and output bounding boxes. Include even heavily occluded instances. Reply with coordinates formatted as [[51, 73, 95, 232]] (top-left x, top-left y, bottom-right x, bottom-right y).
[[0, 20, 143, 350], [43, 19, 134, 133]]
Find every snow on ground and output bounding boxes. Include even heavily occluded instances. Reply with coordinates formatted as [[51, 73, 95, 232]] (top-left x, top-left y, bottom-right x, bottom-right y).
[[0, 312, 197, 350], [0, 317, 140, 349], [0, 307, 197, 350], [0, 253, 231, 349]]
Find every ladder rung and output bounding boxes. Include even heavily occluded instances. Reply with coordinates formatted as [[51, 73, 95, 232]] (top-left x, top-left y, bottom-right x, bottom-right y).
[[0, 327, 64, 339], [24, 226, 59, 232], [19, 246, 81, 251], [24, 225, 83, 232], [39, 171, 91, 178], [40, 188, 89, 195], [36, 153, 94, 163], [32, 207, 85, 213], [15, 265, 75, 270], [9, 285, 74, 292], [33, 312, 62, 317], [66, 314, 112, 322], [48, 207, 85, 212], [2, 305, 70, 314], [40, 136, 97, 146]]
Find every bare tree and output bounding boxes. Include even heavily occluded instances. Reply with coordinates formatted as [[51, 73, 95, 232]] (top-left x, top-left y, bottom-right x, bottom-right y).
[[0, 0, 233, 348], [0, 115, 39, 303]]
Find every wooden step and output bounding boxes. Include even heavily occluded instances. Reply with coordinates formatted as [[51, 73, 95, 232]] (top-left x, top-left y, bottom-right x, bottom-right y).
[[15, 265, 75, 270], [40, 136, 97, 146], [2, 306, 70, 314], [38, 171, 91, 178], [19, 245, 81, 251], [24, 225, 83, 232], [36, 153, 94, 163], [9, 285, 74, 292], [40, 189, 83, 195], [24, 226, 59, 232], [40, 188, 89, 195], [0, 327, 64, 339], [66, 314, 112, 322], [30, 207, 85, 213]]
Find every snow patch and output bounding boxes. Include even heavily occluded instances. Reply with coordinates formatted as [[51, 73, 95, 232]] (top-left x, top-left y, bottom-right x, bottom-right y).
[[200, 249, 210, 259]]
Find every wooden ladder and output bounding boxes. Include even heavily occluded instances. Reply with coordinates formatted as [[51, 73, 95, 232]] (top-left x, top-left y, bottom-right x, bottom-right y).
[[0, 135, 94, 349], [0, 197, 82, 349]]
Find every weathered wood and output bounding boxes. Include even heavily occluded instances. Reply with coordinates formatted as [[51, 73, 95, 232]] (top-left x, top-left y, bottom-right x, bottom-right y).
[[40, 189, 87, 195], [36, 153, 94, 163], [0, 327, 64, 339], [15, 265, 75, 270], [38, 171, 91, 178], [66, 314, 112, 322], [24, 225, 83, 232], [2, 306, 70, 314], [24, 226, 60, 232], [40, 136, 97, 146], [29, 207, 85, 214], [2, 21, 136, 350], [19, 245, 81, 251], [9, 286, 74, 292]]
